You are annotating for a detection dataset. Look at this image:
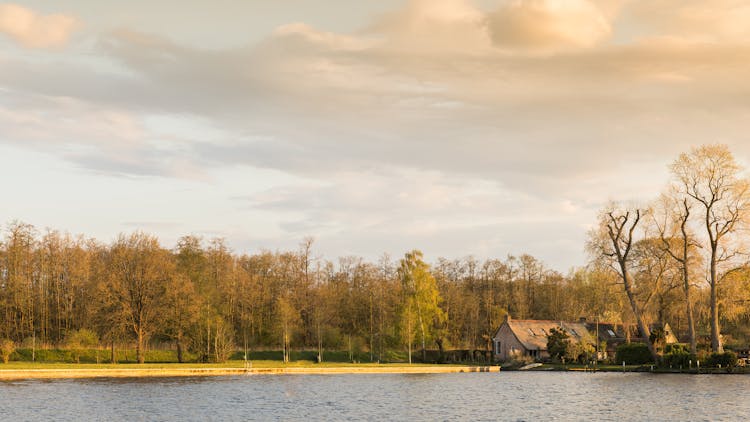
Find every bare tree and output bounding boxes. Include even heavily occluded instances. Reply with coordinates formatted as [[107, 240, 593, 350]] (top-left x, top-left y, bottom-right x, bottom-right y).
[[588, 204, 659, 363], [671, 144, 750, 353], [653, 192, 700, 354]]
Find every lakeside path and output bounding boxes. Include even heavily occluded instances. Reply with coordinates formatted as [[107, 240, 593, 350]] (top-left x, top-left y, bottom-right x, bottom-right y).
[[0, 365, 500, 380]]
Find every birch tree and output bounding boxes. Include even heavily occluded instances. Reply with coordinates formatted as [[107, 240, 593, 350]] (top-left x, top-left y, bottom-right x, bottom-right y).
[[398, 250, 444, 363]]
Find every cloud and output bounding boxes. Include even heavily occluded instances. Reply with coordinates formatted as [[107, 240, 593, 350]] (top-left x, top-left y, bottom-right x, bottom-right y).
[[0, 3, 78, 48], [369, 0, 491, 53], [3, 0, 750, 268], [486, 0, 611, 51], [621, 0, 750, 43]]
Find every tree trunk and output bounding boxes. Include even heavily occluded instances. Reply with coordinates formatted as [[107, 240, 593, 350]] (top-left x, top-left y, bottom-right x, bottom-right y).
[[621, 268, 659, 363], [136, 329, 145, 364], [709, 248, 723, 353], [177, 331, 184, 363], [678, 210, 698, 356], [407, 316, 412, 364], [416, 299, 426, 363], [682, 263, 697, 355]]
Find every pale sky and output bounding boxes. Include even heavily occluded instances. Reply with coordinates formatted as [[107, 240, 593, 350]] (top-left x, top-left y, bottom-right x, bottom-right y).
[[2, 0, 750, 270]]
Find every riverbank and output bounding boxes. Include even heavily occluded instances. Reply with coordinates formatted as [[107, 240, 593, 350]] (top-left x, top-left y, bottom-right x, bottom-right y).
[[522, 363, 750, 374], [0, 363, 500, 380]]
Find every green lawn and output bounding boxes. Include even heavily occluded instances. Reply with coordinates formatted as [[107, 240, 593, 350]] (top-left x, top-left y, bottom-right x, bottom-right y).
[[0, 360, 456, 370]]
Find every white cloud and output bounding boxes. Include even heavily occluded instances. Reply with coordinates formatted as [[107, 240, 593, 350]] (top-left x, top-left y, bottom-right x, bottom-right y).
[[0, 3, 78, 48]]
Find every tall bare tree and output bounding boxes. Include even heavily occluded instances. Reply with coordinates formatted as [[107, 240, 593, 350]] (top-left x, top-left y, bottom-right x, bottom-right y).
[[653, 193, 700, 354], [671, 144, 750, 353], [589, 204, 659, 362]]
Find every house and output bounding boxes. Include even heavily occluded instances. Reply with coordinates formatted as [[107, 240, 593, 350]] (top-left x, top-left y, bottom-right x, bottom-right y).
[[491, 315, 593, 361], [583, 319, 679, 360], [492, 315, 680, 362]]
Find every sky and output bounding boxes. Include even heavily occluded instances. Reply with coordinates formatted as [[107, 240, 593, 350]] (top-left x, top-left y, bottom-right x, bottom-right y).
[[1, 0, 750, 271]]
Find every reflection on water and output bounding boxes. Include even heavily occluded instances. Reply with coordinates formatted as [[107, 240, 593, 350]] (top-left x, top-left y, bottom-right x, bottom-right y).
[[2, 372, 749, 421]]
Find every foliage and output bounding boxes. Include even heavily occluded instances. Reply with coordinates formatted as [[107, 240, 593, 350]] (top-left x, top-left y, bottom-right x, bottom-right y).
[[66, 329, 100, 363], [706, 351, 738, 368], [546, 328, 570, 362], [664, 343, 689, 354], [661, 351, 696, 368], [398, 250, 445, 363], [615, 343, 654, 365], [1, 338, 16, 363]]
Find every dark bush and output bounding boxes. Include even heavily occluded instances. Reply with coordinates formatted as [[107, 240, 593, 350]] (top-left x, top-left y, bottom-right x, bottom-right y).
[[706, 351, 737, 368], [615, 343, 653, 365], [664, 343, 689, 354], [662, 351, 696, 368]]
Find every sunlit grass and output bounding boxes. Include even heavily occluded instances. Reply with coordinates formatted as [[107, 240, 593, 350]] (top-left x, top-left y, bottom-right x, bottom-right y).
[[0, 360, 465, 370]]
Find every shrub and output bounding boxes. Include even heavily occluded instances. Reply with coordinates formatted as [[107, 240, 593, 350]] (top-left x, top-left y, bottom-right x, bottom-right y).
[[547, 328, 570, 362], [662, 351, 696, 368], [615, 343, 653, 365], [706, 351, 737, 368], [0, 339, 16, 363], [664, 343, 689, 354], [66, 329, 99, 363]]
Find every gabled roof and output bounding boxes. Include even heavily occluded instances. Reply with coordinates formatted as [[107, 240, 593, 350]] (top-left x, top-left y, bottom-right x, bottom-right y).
[[584, 322, 680, 344], [497, 319, 593, 351]]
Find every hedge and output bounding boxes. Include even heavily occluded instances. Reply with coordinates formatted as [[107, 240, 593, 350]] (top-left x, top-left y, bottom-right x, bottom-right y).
[[615, 343, 653, 365]]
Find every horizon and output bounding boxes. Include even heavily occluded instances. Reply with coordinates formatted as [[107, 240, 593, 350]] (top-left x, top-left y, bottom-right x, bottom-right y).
[[3, 1, 750, 272]]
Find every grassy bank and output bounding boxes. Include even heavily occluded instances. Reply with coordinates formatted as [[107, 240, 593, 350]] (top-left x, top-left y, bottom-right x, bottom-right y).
[[6, 348, 411, 364], [0, 360, 443, 370], [0, 360, 500, 380]]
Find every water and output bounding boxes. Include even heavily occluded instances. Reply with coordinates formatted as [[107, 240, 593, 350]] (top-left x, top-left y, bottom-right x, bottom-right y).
[[1, 372, 749, 421]]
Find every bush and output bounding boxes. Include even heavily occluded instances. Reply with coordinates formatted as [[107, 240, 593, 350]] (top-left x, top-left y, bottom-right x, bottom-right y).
[[615, 343, 654, 365], [66, 329, 99, 363], [0, 339, 16, 363], [664, 343, 689, 354], [706, 351, 737, 368], [662, 351, 696, 368]]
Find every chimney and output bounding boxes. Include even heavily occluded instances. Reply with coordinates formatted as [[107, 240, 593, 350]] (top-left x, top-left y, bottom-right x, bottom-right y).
[[504, 314, 511, 324], [579, 317, 587, 323]]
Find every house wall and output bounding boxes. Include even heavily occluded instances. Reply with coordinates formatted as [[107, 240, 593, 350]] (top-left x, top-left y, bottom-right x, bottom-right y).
[[492, 323, 527, 361]]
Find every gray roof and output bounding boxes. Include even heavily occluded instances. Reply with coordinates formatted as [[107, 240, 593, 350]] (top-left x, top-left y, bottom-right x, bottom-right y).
[[498, 319, 594, 351]]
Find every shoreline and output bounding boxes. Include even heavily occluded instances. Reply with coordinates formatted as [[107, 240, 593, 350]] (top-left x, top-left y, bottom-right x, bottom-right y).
[[0, 365, 500, 380]]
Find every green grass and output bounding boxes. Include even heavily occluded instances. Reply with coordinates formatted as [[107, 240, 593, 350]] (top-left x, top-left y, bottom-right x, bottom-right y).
[[0, 360, 448, 370]]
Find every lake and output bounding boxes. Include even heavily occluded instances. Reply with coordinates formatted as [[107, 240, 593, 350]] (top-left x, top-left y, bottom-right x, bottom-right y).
[[1, 372, 749, 421]]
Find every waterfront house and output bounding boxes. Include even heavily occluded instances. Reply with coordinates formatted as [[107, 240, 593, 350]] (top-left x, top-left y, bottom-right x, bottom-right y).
[[584, 320, 679, 359], [491, 315, 593, 361], [492, 315, 679, 362]]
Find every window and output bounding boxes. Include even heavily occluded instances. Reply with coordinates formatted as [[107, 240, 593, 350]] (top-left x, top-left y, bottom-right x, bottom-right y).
[[607, 329, 616, 337], [528, 328, 535, 336], [494, 340, 501, 355], [570, 329, 578, 336]]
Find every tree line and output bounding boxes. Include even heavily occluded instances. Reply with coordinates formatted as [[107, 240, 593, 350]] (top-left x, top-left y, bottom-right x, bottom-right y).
[[1, 145, 749, 363]]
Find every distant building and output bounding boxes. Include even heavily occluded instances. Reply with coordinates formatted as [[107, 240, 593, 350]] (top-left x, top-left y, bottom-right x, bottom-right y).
[[492, 315, 679, 362], [491, 315, 592, 361], [583, 319, 679, 360]]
